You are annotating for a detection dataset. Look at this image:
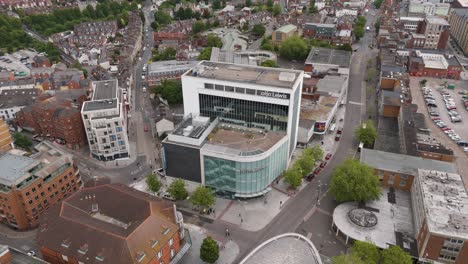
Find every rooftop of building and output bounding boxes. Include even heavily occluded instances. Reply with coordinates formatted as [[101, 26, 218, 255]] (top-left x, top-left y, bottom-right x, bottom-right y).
[[275, 24, 297, 34], [333, 188, 417, 254], [0, 245, 48, 264], [210, 48, 276, 66], [399, 16, 425, 21], [452, 8, 468, 16], [185, 61, 302, 89], [0, 153, 36, 187], [37, 184, 179, 264], [0, 89, 40, 109], [148, 60, 199, 73], [416, 169, 468, 240], [382, 90, 403, 106], [240, 233, 322, 264], [83, 80, 119, 112], [300, 96, 338, 124], [360, 148, 457, 176], [316, 75, 347, 95], [204, 125, 286, 156], [304, 23, 336, 29], [425, 16, 449, 25], [305, 47, 351, 68]]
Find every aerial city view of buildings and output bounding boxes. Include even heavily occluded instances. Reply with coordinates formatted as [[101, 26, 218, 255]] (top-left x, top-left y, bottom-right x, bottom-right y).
[[1, 0, 468, 263]]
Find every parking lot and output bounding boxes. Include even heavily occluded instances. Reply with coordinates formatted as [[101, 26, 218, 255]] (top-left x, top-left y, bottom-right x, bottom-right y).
[[0, 50, 38, 74], [410, 77, 468, 187]]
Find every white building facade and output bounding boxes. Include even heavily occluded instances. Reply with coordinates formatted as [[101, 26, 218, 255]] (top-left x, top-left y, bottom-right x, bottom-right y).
[[81, 80, 130, 161]]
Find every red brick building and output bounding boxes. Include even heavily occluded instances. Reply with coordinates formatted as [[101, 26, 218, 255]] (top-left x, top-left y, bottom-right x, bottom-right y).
[[408, 50, 463, 80], [0, 141, 82, 230], [16, 90, 88, 149], [37, 184, 185, 264]]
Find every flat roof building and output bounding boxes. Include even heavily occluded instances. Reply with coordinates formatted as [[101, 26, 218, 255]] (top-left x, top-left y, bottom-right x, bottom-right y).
[[0, 141, 82, 230], [0, 118, 13, 151], [162, 61, 303, 198], [146, 60, 199, 86], [81, 80, 130, 161], [210, 47, 277, 66], [304, 47, 351, 75], [411, 169, 468, 263]]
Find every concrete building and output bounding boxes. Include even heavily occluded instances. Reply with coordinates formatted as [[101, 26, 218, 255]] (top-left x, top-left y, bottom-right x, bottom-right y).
[[399, 17, 425, 31], [409, 0, 450, 17], [0, 141, 82, 230], [304, 47, 351, 75], [360, 148, 457, 191], [303, 23, 336, 41], [146, 60, 199, 86], [37, 184, 187, 264], [417, 16, 450, 50], [411, 169, 468, 263], [272, 24, 298, 45], [0, 118, 13, 151], [452, 0, 468, 8], [0, 245, 48, 264], [0, 88, 40, 121], [162, 61, 303, 198], [449, 9, 468, 56], [156, 118, 174, 137], [210, 47, 277, 66], [240, 233, 323, 264], [298, 75, 348, 143], [16, 89, 87, 149], [81, 80, 130, 161]]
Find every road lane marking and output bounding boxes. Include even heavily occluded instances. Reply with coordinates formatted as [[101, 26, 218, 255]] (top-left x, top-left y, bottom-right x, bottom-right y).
[[348, 100, 363, 106]]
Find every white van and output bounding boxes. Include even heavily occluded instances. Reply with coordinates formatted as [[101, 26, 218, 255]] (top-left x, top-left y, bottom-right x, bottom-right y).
[[329, 124, 336, 132]]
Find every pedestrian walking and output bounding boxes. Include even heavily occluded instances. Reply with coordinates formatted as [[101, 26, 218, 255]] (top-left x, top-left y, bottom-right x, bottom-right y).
[[225, 228, 230, 237], [280, 200, 283, 209], [213, 209, 216, 218], [240, 218, 243, 225]]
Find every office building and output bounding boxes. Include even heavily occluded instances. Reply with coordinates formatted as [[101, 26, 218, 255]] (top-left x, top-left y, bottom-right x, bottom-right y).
[[0, 118, 13, 151], [272, 24, 298, 45], [81, 80, 130, 161], [303, 23, 336, 41], [37, 184, 185, 264], [449, 9, 468, 56], [411, 169, 468, 263], [409, 0, 450, 17], [405, 49, 463, 80], [163, 61, 303, 198], [416, 16, 450, 50], [0, 141, 82, 230]]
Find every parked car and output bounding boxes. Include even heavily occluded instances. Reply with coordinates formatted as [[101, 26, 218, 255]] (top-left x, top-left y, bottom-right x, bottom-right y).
[[325, 153, 332, 160], [429, 111, 439, 116], [313, 167, 322, 175], [458, 141, 468, 147], [27, 251, 36, 257], [306, 173, 315, 181], [320, 161, 327, 168], [161, 192, 175, 201]]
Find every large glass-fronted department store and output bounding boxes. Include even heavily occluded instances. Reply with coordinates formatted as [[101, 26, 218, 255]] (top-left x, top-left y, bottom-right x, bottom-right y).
[[162, 61, 304, 198]]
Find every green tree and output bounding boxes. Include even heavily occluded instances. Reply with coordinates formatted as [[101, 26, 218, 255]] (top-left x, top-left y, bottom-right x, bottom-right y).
[[355, 120, 377, 147], [191, 186, 216, 211], [246, 0, 252, 6], [153, 80, 183, 105], [284, 166, 302, 189], [198, 47, 212, 60], [332, 253, 364, 264], [212, 0, 222, 10], [374, 0, 383, 9], [260, 59, 277, 67], [252, 23, 266, 36], [381, 246, 412, 264], [168, 179, 188, 201], [309, 0, 317, 13], [279, 36, 309, 61], [266, 0, 274, 9], [338, 43, 353, 52], [200, 236, 219, 264], [206, 34, 222, 48], [192, 21, 206, 34], [351, 241, 380, 264], [329, 158, 381, 203], [303, 145, 324, 162], [273, 4, 281, 16], [13, 132, 32, 150], [154, 9, 172, 29], [146, 173, 161, 194]]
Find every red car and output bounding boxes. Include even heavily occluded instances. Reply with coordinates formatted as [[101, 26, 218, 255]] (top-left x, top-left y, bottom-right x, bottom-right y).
[[320, 161, 327, 168], [325, 153, 332, 160], [306, 173, 315, 181], [337, 128, 343, 134], [313, 167, 322, 175]]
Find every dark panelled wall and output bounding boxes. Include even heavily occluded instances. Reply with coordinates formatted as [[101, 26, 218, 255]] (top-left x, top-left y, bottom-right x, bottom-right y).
[[163, 142, 202, 183]]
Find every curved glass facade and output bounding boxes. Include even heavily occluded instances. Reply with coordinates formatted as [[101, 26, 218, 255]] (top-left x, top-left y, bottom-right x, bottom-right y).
[[203, 140, 289, 197]]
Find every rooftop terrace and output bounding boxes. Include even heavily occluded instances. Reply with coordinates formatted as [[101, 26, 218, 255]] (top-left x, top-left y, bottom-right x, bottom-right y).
[[416, 169, 468, 240], [185, 61, 302, 89]]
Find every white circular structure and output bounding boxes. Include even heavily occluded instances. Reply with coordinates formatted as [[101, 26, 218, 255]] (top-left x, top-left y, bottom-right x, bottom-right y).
[[240, 233, 323, 264]]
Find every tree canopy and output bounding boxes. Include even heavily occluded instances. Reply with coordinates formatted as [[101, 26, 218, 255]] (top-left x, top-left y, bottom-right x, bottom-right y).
[[284, 145, 323, 189], [200, 236, 219, 264], [191, 186, 216, 210], [381, 246, 412, 264], [146, 173, 161, 194], [279, 36, 309, 61], [152, 47, 176, 61], [252, 23, 266, 37], [374, 0, 383, 8], [167, 179, 188, 201], [206, 34, 222, 48], [198, 47, 212, 60], [329, 158, 381, 203], [355, 120, 377, 148], [273, 4, 282, 16], [351, 241, 380, 264], [13, 132, 32, 150], [354, 16, 367, 40], [260, 59, 277, 67], [152, 9, 172, 30], [284, 165, 302, 189], [332, 241, 412, 264], [152, 80, 183, 105]]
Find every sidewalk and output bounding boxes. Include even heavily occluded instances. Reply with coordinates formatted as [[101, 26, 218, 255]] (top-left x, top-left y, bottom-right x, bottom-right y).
[[0, 224, 37, 239], [180, 224, 239, 264]]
